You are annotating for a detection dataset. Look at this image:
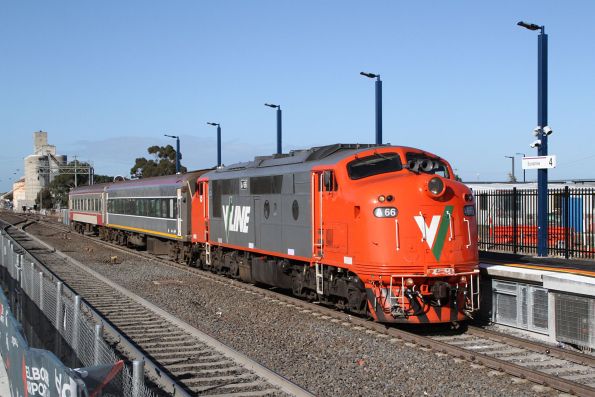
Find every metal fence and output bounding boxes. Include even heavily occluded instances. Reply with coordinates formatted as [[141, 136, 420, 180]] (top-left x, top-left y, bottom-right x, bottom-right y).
[[475, 187, 595, 259], [0, 229, 158, 397]]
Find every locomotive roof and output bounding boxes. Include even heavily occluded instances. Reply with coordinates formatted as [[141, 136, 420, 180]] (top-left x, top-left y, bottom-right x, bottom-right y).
[[205, 143, 440, 179], [206, 143, 386, 179]]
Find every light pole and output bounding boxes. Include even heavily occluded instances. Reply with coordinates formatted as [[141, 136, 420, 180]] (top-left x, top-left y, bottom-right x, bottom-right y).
[[207, 122, 222, 167], [164, 134, 181, 174], [518, 20, 549, 257], [265, 103, 282, 155], [504, 156, 515, 182], [360, 72, 382, 145], [516, 152, 526, 183]]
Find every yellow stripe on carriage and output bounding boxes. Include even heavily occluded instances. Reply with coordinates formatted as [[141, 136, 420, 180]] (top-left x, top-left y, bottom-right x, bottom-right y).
[[106, 224, 183, 240]]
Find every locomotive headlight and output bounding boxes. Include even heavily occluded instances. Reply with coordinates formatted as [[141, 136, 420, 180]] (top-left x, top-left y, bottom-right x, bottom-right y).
[[463, 205, 475, 216], [428, 177, 445, 196], [405, 278, 414, 288], [378, 195, 386, 202]]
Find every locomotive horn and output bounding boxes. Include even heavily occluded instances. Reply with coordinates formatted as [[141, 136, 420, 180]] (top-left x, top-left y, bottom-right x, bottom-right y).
[[407, 159, 419, 172], [420, 159, 434, 172]]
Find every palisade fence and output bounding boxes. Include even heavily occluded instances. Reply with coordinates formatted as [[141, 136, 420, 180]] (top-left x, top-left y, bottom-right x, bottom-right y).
[[0, 228, 158, 397], [475, 187, 595, 259]]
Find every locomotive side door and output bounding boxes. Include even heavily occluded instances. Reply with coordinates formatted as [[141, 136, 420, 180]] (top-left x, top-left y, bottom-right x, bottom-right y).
[[311, 171, 324, 259], [311, 169, 338, 260], [192, 180, 209, 243]]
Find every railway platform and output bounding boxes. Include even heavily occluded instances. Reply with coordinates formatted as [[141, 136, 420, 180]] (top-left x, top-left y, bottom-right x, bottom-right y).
[[479, 256, 595, 352], [0, 355, 9, 396]]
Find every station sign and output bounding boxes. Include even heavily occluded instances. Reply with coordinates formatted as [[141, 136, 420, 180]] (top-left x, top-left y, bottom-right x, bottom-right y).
[[521, 155, 557, 170]]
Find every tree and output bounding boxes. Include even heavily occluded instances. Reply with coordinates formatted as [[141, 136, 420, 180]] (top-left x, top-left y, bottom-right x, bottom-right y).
[[35, 188, 54, 209], [507, 172, 517, 183], [130, 144, 186, 178]]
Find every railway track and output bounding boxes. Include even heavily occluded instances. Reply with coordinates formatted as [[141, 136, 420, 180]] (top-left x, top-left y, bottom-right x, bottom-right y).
[[1, 219, 312, 397], [9, 213, 595, 396]]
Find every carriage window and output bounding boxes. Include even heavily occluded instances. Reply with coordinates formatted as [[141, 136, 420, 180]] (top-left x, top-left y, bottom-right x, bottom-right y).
[[347, 152, 402, 180], [161, 199, 168, 218], [170, 199, 174, 218]]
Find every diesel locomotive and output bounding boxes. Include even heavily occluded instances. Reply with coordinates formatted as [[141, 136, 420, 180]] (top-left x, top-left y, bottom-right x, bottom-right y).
[[69, 144, 479, 324]]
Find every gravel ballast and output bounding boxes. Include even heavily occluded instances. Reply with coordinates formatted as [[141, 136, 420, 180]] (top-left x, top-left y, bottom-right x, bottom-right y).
[[6, 216, 562, 397]]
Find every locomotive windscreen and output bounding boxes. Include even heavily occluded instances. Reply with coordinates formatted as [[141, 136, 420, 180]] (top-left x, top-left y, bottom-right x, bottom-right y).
[[347, 152, 402, 180]]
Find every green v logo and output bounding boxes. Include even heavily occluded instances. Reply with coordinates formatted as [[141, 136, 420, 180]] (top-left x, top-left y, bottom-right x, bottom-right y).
[[414, 205, 454, 261]]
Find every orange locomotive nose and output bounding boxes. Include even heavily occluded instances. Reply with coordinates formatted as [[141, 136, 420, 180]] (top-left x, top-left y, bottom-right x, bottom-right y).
[[330, 150, 479, 324]]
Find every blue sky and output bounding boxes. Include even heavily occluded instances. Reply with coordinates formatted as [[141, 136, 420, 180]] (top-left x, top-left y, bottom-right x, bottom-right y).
[[1, 1, 594, 192]]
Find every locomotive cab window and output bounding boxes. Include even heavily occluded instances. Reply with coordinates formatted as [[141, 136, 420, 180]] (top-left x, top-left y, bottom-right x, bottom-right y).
[[319, 170, 338, 192], [347, 152, 403, 180]]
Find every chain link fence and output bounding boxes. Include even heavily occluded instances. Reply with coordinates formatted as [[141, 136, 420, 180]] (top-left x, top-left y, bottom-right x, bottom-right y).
[[0, 228, 159, 397]]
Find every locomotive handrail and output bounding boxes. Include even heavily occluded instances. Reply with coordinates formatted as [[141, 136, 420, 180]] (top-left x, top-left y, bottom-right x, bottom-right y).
[[419, 211, 426, 242], [394, 219, 400, 251], [447, 210, 454, 241], [464, 218, 472, 248]]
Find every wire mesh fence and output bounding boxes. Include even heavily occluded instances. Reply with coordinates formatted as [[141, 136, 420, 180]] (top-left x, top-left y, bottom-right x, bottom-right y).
[[0, 229, 158, 397], [475, 186, 595, 259]]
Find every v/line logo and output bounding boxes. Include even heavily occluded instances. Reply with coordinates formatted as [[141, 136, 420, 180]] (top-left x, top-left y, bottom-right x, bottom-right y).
[[413, 205, 454, 261], [222, 197, 251, 241]]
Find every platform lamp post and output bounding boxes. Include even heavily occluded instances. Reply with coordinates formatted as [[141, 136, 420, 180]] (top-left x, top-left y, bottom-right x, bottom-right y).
[[207, 122, 222, 167], [360, 72, 382, 145], [518, 20, 550, 257], [516, 152, 527, 183], [164, 134, 181, 174], [504, 156, 515, 182], [264, 103, 282, 155]]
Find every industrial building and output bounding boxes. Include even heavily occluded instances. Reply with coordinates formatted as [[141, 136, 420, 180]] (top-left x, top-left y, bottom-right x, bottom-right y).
[[12, 131, 67, 211]]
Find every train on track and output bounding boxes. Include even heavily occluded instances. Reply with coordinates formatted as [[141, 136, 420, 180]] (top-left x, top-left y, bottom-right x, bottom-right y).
[[69, 143, 480, 324]]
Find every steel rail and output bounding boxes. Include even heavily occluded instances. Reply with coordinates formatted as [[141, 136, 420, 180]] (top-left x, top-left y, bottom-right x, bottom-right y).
[[467, 326, 595, 367], [1, 221, 194, 397], [6, 220, 314, 397], [15, 215, 595, 397]]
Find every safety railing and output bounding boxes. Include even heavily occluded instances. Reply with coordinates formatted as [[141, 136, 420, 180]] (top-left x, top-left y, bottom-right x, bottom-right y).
[[0, 228, 158, 397], [475, 187, 595, 259]]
